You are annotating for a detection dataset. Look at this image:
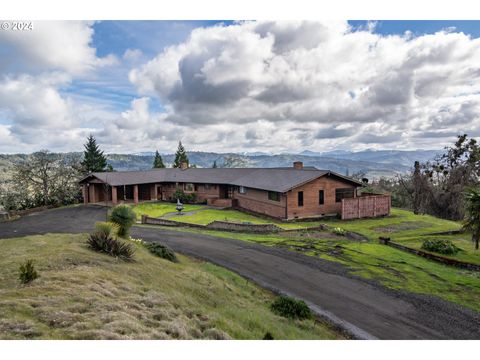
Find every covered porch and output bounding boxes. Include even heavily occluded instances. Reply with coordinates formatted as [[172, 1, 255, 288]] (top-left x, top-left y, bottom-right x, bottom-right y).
[[82, 182, 159, 205]]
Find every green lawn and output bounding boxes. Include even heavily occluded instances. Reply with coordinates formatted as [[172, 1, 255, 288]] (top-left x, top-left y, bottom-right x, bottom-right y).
[[169, 209, 274, 225], [0, 233, 341, 340], [169, 208, 322, 230], [139, 217, 480, 312], [320, 208, 462, 241], [166, 207, 462, 235], [130, 202, 205, 220]]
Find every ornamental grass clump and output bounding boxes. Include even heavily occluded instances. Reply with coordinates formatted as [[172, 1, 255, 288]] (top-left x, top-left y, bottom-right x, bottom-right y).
[[19, 259, 39, 284], [109, 205, 136, 238], [270, 295, 312, 320]]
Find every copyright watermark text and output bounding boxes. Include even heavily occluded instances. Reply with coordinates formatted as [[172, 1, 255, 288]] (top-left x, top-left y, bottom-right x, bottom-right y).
[[1, 21, 34, 31]]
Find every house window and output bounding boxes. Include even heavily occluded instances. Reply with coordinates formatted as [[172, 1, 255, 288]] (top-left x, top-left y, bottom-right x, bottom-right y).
[[335, 188, 354, 203], [194, 184, 198, 191], [298, 191, 304, 207], [184, 183, 195, 192], [319, 190, 324, 205], [268, 191, 280, 202], [239, 186, 246, 194]]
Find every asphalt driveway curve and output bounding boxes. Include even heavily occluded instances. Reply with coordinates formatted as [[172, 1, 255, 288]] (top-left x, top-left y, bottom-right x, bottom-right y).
[[1, 205, 479, 339]]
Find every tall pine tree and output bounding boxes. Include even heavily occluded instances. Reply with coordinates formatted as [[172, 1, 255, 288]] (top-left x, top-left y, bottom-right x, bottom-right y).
[[153, 150, 165, 168], [212, 160, 218, 168], [173, 141, 189, 168], [81, 135, 108, 173]]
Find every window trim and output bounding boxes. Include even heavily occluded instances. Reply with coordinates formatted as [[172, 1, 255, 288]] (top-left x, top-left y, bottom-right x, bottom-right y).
[[268, 191, 281, 202], [239, 186, 247, 194], [298, 191, 304, 207]]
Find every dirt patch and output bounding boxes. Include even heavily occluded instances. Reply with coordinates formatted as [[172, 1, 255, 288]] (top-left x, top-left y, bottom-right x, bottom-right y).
[[374, 221, 433, 233]]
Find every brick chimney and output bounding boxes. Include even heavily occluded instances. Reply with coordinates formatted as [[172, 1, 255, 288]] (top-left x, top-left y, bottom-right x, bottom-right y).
[[293, 161, 303, 170], [180, 161, 188, 170]]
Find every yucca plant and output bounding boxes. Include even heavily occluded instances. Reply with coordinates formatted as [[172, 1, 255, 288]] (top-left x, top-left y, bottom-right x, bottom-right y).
[[463, 187, 480, 250], [94, 221, 120, 238], [109, 205, 136, 238], [87, 231, 135, 261]]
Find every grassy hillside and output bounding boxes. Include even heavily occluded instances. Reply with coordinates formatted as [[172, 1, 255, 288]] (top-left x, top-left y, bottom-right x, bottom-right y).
[[0, 233, 341, 340]]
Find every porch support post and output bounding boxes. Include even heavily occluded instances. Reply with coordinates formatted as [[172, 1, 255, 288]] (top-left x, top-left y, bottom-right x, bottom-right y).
[[91, 184, 96, 203], [82, 184, 88, 204], [134, 185, 139, 204], [112, 186, 118, 205], [150, 184, 156, 201]]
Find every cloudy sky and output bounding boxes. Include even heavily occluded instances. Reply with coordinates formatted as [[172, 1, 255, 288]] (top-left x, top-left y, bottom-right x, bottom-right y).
[[1, 20, 480, 154]]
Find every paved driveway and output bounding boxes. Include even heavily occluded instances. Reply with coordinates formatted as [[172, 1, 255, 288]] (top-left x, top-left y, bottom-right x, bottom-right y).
[[1, 205, 480, 339]]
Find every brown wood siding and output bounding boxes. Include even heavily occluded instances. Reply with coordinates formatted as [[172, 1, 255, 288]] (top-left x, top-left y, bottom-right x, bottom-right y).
[[287, 176, 357, 219], [160, 183, 221, 203], [233, 187, 286, 219], [192, 184, 221, 202]]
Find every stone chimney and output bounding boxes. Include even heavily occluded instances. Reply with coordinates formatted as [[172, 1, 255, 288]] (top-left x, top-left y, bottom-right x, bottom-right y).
[[180, 161, 188, 170], [293, 161, 303, 170]]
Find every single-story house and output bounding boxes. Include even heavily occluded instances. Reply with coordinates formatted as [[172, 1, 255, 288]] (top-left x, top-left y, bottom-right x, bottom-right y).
[[79, 161, 390, 220]]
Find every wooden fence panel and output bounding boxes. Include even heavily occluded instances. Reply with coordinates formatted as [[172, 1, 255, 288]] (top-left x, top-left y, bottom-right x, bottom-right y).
[[341, 194, 390, 220]]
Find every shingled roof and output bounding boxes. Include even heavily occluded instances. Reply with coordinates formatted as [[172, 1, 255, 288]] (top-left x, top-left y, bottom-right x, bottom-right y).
[[79, 167, 362, 193]]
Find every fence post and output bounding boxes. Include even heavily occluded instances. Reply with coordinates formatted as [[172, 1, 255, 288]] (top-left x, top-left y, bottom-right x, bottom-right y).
[[357, 197, 360, 219]]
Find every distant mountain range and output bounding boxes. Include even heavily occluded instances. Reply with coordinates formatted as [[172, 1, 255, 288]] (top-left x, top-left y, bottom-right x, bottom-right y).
[[105, 149, 442, 179], [0, 149, 441, 181]]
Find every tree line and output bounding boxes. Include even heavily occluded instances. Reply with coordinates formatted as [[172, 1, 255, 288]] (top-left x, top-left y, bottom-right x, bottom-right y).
[[0, 136, 195, 211], [363, 134, 480, 249]]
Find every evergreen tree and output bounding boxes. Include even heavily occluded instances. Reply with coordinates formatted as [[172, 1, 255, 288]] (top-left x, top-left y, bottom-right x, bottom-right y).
[[81, 135, 108, 173], [212, 160, 218, 168], [153, 150, 165, 168], [463, 187, 480, 250], [172, 141, 189, 168]]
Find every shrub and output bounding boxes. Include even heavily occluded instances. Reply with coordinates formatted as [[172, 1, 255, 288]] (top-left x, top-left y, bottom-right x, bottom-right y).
[[421, 238, 460, 255], [109, 205, 136, 238], [172, 189, 197, 204], [270, 295, 312, 320], [263, 332, 274, 340], [87, 231, 135, 261], [145, 242, 178, 263], [19, 259, 39, 284], [94, 221, 119, 238], [332, 227, 346, 236]]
